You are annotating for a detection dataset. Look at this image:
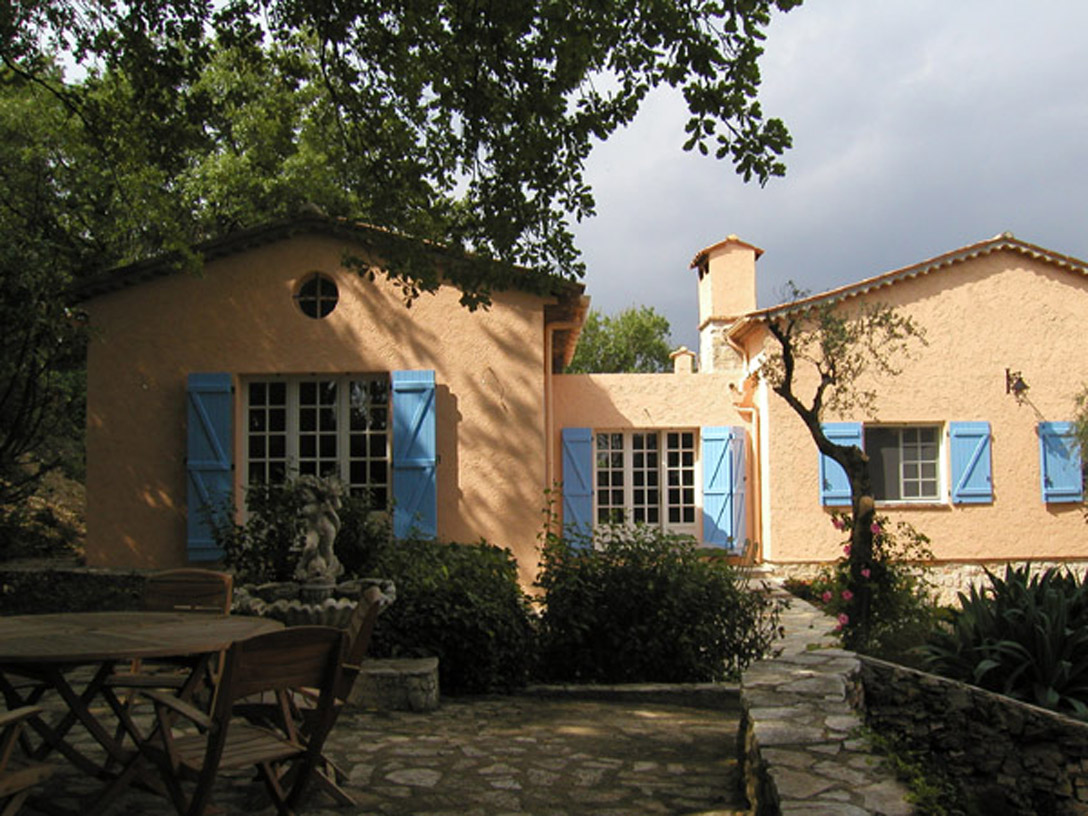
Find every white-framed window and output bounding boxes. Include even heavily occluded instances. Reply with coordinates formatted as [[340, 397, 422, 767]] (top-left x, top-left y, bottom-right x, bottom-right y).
[[865, 425, 941, 502], [594, 430, 698, 533], [244, 375, 390, 506]]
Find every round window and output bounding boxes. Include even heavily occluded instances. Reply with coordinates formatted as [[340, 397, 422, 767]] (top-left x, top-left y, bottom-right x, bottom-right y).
[[296, 273, 339, 319]]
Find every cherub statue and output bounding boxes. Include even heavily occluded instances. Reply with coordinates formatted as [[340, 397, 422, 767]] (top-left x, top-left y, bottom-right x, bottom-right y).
[[294, 476, 345, 584]]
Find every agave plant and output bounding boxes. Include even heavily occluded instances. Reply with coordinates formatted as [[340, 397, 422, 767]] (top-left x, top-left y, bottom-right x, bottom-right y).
[[921, 564, 1088, 718]]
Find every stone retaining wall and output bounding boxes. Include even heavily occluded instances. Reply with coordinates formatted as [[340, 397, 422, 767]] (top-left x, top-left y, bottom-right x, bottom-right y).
[[739, 589, 912, 815], [861, 656, 1088, 815]]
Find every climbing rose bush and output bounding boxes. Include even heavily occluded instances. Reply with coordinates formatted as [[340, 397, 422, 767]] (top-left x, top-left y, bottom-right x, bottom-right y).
[[785, 512, 939, 664]]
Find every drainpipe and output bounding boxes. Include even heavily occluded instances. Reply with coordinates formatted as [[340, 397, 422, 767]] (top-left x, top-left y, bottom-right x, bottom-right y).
[[724, 317, 766, 561], [544, 321, 581, 490]]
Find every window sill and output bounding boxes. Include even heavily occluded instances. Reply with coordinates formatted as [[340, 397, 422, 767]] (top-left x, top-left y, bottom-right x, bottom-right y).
[[873, 501, 951, 511]]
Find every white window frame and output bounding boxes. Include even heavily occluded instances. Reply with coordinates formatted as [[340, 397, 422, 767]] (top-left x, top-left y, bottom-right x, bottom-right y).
[[864, 424, 944, 504], [593, 429, 700, 535], [243, 374, 391, 506]]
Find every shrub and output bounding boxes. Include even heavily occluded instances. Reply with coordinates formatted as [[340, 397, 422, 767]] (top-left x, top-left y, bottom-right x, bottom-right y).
[[368, 538, 536, 695], [212, 476, 389, 584], [785, 512, 939, 664], [534, 523, 783, 684], [0, 568, 142, 614], [920, 564, 1088, 718]]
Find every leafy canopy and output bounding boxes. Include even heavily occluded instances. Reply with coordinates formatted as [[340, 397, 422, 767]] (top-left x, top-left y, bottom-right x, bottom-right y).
[[0, 0, 802, 501], [5, 0, 801, 299], [566, 306, 674, 373]]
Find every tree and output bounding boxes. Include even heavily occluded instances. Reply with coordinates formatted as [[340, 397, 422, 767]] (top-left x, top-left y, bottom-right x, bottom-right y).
[[0, 0, 805, 500], [4, 0, 802, 301], [566, 306, 674, 373], [0, 67, 93, 507], [759, 287, 926, 647]]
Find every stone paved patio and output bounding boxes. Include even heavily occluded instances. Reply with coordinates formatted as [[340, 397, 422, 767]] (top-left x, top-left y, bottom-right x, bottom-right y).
[[24, 688, 747, 815]]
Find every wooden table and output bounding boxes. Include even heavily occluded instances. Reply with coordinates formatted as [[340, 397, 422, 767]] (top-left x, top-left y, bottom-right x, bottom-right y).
[[0, 611, 281, 803]]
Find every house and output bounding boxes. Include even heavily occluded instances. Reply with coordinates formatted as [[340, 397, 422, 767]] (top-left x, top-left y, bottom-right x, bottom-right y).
[[77, 216, 1088, 591], [75, 214, 587, 585], [683, 232, 1088, 591]]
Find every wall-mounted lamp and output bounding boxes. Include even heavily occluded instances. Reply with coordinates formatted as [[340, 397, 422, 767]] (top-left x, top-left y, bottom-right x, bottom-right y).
[[1005, 368, 1029, 400]]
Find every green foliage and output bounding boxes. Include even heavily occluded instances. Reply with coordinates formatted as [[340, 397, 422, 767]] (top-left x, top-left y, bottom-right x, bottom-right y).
[[5, 1, 805, 499], [8, 0, 801, 298], [566, 306, 674, 373], [0, 71, 90, 505], [535, 522, 783, 683], [369, 538, 536, 695], [865, 726, 971, 816], [784, 512, 938, 662], [212, 476, 389, 585], [0, 569, 143, 615], [761, 286, 929, 420], [921, 564, 1088, 718]]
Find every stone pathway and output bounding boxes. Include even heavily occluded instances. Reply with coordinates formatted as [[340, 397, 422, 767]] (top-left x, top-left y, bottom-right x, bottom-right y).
[[24, 689, 747, 815]]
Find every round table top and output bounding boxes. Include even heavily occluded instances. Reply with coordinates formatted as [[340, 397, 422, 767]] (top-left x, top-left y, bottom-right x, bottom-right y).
[[0, 611, 283, 664]]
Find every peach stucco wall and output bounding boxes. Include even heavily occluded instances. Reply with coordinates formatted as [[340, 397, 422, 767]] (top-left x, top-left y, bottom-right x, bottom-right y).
[[552, 373, 753, 545], [757, 249, 1088, 564], [84, 234, 552, 583]]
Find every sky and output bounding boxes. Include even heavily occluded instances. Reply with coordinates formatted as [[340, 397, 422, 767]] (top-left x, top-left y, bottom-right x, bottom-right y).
[[572, 0, 1088, 352]]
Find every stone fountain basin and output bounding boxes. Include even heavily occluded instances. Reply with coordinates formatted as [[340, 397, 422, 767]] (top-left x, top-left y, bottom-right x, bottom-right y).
[[232, 577, 395, 627]]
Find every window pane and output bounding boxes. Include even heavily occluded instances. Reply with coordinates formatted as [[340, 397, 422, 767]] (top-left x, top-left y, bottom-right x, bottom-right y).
[[269, 436, 285, 458], [866, 425, 940, 501], [865, 427, 901, 501], [269, 409, 285, 432], [300, 408, 316, 432], [320, 435, 336, 458]]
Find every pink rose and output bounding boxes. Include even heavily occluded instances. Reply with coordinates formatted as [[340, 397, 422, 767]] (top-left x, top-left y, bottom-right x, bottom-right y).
[[835, 612, 849, 631], [832, 517, 845, 531], [821, 591, 833, 603], [870, 522, 881, 534], [861, 567, 871, 579], [841, 589, 854, 601], [843, 544, 851, 557]]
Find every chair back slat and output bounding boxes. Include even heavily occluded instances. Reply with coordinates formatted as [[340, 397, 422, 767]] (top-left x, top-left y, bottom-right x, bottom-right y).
[[143, 569, 233, 614], [221, 627, 345, 705], [345, 586, 389, 666]]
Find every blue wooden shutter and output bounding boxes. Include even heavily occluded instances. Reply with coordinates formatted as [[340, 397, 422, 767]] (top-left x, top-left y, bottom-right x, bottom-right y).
[[392, 370, 438, 538], [949, 422, 993, 504], [186, 373, 233, 562], [1039, 422, 1083, 503], [702, 426, 746, 549], [820, 422, 862, 506], [561, 428, 593, 543]]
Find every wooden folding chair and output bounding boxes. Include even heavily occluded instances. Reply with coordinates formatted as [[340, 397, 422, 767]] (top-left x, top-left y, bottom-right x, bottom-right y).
[[104, 626, 346, 816], [106, 570, 234, 749], [0, 706, 53, 816], [140, 569, 234, 615], [309, 586, 390, 805], [235, 586, 391, 807]]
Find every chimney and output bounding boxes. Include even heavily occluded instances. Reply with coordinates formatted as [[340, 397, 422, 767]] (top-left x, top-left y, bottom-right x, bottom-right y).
[[670, 346, 697, 374], [690, 235, 762, 374]]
